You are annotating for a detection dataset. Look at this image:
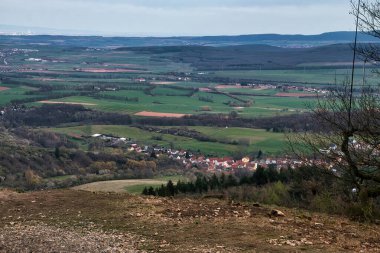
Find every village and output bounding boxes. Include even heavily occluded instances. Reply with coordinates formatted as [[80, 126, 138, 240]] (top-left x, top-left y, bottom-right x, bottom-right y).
[[91, 133, 308, 174]]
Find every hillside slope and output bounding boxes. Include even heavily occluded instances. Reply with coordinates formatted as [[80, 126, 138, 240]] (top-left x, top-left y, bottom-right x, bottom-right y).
[[0, 189, 379, 252], [126, 44, 359, 70]]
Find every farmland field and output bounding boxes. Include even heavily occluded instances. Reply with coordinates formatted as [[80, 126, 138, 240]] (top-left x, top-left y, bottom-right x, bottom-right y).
[[1, 40, 378, 158], [205, 69, 380, 87], [2, 42, 374, 118], [73, 175, 186, 194], [46, 125, 288, 156]]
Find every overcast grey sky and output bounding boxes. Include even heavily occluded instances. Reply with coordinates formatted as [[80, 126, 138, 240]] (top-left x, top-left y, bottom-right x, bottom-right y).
[[0, 0, 354, 36]]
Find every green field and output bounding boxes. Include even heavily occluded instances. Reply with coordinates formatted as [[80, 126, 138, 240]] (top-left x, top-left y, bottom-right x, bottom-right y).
[[46, 125, 288, 156], [71, 175, 186, 194], [33, 89, 312, 117], [1, 41, 374, 158], [207, 69, 380, 87], [0, 43, 349, 118], [0, 85, 42, 106]]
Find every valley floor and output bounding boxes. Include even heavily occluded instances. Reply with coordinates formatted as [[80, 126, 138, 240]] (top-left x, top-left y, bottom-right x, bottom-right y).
[[0, 189, 379, 252]]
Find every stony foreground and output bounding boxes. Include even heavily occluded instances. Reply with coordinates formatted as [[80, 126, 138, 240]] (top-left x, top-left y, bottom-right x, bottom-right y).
[[0, 223, 143, 253], [0, 189, 379, 252]]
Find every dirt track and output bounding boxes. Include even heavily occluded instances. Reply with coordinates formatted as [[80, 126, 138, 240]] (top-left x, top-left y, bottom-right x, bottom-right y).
[[0, 87, 10, 91]]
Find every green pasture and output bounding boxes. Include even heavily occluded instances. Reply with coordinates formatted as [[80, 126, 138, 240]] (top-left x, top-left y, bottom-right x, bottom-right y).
[[46, 125, 288, 156], [219, 88, 279, 96], [0, 85, 42, 106], [37, 87, 312, 117], [151, 87, 192, 96], [207, 68, 380, 87]]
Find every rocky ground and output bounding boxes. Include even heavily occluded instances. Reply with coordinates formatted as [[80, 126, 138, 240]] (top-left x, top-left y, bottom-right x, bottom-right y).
[[0, 223, 143, 253], [0, 189, 379, 252]]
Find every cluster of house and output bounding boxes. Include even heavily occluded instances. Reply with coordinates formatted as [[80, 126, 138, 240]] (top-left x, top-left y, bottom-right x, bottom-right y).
[[187, 156, 305, 172], [91, 133, 308, 173], [232, 83, 329, 94]]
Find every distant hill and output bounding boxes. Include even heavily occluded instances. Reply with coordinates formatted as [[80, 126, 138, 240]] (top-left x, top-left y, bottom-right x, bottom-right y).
[[0, 31, 378, 48], [124, 43, 363, 70]]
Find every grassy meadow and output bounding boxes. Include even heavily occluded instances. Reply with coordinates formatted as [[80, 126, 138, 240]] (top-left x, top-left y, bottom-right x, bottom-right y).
[[46, 125, 288, 156]]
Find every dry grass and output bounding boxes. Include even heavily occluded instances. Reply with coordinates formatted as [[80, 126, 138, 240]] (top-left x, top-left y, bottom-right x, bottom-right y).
[[0, 189, 379, 252], [73, 179, 168, 193]]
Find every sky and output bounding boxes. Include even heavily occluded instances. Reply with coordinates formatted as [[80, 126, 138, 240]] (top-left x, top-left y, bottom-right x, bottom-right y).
[[0, 0, 355, 36]]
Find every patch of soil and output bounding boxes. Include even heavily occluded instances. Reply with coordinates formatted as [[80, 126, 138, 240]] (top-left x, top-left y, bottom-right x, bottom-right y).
[[0, 87, 10, 91], [0, 189, 379, 252], [0, 223, 144, 253], [0, 189, 19, 201]]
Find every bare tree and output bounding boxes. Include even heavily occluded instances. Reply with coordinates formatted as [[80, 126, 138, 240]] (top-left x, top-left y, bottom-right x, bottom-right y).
[[290, 1, 380, 201], [353, 0, 380, 63]]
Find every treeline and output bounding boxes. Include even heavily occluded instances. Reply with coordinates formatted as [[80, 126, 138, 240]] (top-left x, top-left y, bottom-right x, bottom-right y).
[[136, 113, 316, 132], [150, 86, 199, 97], [141, 166, 380, 220], [2, 104, 315, 132], [90, 94, 139, 102], [2, 104, 132, 127], [11, 127, 78, 149], [136, 126, 218, 143], [9, 91, 94, 105], [198, 95, 214, 103], [143, 166, 291, 197]]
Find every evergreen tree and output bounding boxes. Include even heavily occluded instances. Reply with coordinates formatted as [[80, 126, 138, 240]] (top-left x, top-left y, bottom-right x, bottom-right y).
[[252, 167, 267, 186], [167, 180, 176, 196], [201, 176, 209, 192], [267, 165, 279, 183], [54, 146, 60, 159], [220, 173, 226, 188], [148, 186, 156, 196], [210, 174, 220, 190], [257, 150, 263, 159], [226, 174, 238, 187], [195, 176, 204, 193]]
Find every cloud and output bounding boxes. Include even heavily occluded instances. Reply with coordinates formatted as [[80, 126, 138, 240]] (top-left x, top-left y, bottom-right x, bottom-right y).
[[0, 0, 353, 36]]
